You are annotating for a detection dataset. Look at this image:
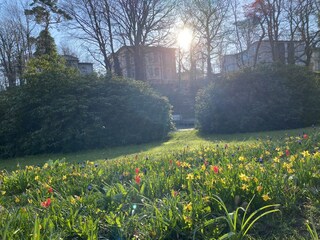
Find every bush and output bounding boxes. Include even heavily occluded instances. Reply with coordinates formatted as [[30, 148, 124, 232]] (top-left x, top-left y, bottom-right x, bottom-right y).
[[196, 64, 320, 134], [0, 73, 173, 158]]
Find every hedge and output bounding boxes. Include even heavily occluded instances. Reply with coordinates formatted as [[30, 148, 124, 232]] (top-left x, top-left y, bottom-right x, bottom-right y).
[[0, 73, 173, 158], [196, 64, 320, 134]]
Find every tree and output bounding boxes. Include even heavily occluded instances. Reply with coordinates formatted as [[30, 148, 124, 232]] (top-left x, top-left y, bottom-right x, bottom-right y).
[[183, 0, 229, 80], [229, 0, 264, 68], [23, 27, 75, 79], [25, 0, 71, 31], [285, 0, 320, 66], [246, 0, 286, 62], [111, 0, 176, 80], [61, 0, 120, 75], [0, 0, 35, 88], [34, 29, 57, 57]]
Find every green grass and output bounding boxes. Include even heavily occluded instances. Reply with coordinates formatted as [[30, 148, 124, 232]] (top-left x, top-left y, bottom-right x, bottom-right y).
[[0, 126, 319, 239], [1, 127, 315, 171]]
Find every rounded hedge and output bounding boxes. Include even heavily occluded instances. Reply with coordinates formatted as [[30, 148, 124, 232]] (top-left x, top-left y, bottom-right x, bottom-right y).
[[196, 64, 320, 134], [0, 73, 173, 158]]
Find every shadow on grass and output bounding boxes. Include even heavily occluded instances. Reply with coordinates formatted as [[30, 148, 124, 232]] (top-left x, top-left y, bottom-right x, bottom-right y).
[[0, 138, 167, 172], [1, 126, 316, 172]]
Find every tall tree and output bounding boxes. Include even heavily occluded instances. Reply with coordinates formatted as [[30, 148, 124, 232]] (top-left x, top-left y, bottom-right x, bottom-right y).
[[183, 0, 229, 80], [25, 0, 71, 31], [61, 0, 120, 75], [34, 29, 57, 57], [0, 0, 35, 88], [111, 0, 176, 80], [285, 0, 320, 66], [246, 0, 285, 62], [229, 0, 264, 68]]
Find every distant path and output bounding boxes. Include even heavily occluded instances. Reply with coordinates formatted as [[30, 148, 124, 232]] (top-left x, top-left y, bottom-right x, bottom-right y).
[[176, 128, 195, 131]]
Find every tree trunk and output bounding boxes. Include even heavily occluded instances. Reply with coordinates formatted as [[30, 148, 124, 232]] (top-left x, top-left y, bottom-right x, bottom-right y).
[[133, 46, 146, 81]]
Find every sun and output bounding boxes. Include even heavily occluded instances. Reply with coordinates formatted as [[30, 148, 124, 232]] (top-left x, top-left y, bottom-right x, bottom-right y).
[[177, 28, 193, 51]]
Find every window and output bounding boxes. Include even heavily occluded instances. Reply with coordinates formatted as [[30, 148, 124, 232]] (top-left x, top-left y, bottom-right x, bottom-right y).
[[154, 67, 160, 76]]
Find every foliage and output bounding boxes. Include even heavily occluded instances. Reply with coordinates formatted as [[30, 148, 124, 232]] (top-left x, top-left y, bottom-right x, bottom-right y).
[[196, 64, 320, 134], [33, 29, 58, 57], [206, 195, 280, 239], [0, 73, 173, 158], [306, 217, 319, 240], [0, 128, 319, 239], [25, 0, 71, 30]]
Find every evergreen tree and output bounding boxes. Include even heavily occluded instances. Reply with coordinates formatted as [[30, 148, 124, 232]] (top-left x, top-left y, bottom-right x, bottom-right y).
[[25, 0, 71, 31], [34, 29, 57, 57]]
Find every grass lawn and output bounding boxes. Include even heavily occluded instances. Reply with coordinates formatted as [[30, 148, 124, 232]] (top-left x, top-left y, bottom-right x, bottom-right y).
[[0, 127, 319, 239], [1, 127, 316, 171]]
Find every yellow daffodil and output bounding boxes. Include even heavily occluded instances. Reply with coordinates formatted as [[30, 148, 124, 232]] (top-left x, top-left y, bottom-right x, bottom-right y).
[[184, 202, 192, 211], [181, 162, 191, 168], [262, 194, 271, 201], [256, 185, 263, 192], [273, 157, 280, 163], [302, 151, 311, 158], [289, 155, 297, 162], [313, 152, 320, 158], [241, 184, 249, 191], [278, 151, 284, 157], [239, 173, 250, 182], [186, 173, 194, 180]]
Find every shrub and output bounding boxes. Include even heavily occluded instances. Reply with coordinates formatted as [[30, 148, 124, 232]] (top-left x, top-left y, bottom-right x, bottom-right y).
[[0, 73, 173, 158], [196, 64, 320, 134]]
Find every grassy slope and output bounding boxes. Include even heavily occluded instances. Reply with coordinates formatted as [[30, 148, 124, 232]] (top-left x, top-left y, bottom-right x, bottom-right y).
[[0, 126, 319, 239], [1, 127, 315, 171]]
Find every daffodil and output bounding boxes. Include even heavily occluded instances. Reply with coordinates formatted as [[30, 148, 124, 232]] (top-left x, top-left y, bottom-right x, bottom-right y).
[[43, 163, 49, 169], [186, 173, 194, 180], [239, 173, 250, 182], [262, 194, 271, 201], [184, 202, 192, 211], [241, 184, 249, 191], [273, 157, 280, 163], [302, 151, 311, 158]]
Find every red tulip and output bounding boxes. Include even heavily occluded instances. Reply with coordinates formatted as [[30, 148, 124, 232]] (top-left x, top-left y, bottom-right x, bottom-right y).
[[285, 149, 290, 156], [212, 165, 219, 174], [41, 198, 51, 208], [135, 175, 141, 185]]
